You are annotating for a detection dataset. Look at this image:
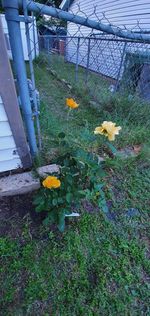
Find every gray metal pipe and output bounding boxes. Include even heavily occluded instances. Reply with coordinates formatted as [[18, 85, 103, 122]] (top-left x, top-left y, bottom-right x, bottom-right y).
[[3, 0, 38, 155], [20, 0, 150, 43], [23, 0, 42, 150]]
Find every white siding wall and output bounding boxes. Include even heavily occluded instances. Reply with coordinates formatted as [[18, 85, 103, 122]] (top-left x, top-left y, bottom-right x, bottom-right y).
[[1, 14, 39, 61], [66, 0, 150, 79], [68, 0, 150, 35], [0, 95, 22, 173]]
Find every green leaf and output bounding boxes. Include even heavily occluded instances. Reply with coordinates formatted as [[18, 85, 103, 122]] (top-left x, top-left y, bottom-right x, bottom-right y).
[[61, 140, 68, 147], [57, 213, 65, 232], [98, 198, 109, 213], [94, 183, 104, 190], [78, 190, 86, 196], [43, 216, 51, 225], [33, 196, 43, 206], [43, 211, 56, 225], [58, 197, 64, 204], [96, 169, 106, 178], [64, 158, 70, 167], [66, 174, 73, 185], [35, 201, 45, 212], [52, 198, 58, 206], [66, 186, 72, 193], [58, 132, 66, 139], [66, 193, 73, 203], [106, 142, 118, 154]]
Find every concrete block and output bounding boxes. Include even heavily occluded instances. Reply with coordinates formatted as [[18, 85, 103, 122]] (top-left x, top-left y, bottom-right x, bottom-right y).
[[37, 164, 60, 178], [0, 164, 60, 196], [0, 172, 40, 196]]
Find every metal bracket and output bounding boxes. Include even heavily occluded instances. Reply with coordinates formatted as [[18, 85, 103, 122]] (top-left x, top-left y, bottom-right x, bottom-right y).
[[32, 110, 40, 117], [3, 0, 32, 22]]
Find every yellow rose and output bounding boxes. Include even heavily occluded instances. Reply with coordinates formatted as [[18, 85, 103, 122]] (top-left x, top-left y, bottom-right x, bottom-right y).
[[66, 98, 79, 109], [42, 176, 61, 189], [94, 121, 121, 141]]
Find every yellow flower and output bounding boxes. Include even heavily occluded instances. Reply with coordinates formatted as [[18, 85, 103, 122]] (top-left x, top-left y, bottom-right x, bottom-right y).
[[66, 98, 79, 109], [42, 176, 61, 189], [94, 121, 121, 141]]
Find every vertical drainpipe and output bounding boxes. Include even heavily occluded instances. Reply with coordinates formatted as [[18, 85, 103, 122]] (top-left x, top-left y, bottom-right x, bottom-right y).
[[3, 0, 38, 156]]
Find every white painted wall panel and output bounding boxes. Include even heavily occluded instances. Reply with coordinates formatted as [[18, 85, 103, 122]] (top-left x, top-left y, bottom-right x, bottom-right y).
[[0, 14, 39, 61], [0, 103, 8, 121], [0, 95, 22, 172], [0, 136, 16, 150], [69, 0, 150, 31], [0, 121, 12, 137], [0, 158, 22, 173], [0, 148, 19, 162]]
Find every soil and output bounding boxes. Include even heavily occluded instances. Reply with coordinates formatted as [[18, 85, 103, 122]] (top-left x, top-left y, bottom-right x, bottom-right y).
[[0, 194, 102, 239], [0, 193, 46, 239]]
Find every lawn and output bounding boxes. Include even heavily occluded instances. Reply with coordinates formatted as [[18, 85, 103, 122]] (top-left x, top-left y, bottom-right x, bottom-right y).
[[0, 54, 150, 315]]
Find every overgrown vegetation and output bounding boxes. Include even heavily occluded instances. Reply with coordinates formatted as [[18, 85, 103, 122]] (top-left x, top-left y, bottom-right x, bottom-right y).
[[0, 55, 150, 314], [34, 54, 150, 162]]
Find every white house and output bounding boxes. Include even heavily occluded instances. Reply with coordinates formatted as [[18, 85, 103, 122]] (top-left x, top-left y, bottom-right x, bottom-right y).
[[0, 17, 31, 173], [60, 0, 150, 80], [1, 14, 39, 60]]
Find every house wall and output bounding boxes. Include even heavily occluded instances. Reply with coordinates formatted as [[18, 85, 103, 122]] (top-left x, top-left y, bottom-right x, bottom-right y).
[[68, 0, 150, 34], [0, 95, 22, 173], [66, 0, 150, 79], [1, 14, 39, 61]]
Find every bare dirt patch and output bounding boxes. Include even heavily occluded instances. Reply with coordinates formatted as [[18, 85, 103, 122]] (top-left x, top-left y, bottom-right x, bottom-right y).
[[0, 194, 45, 239]]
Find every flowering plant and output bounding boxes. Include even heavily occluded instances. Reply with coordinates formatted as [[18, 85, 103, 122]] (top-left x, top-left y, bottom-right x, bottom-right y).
[[94, 121, 121, 141], [34, 98, 121, 232]]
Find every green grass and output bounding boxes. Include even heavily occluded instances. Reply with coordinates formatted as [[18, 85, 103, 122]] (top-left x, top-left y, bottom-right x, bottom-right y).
[[0, 209, 149, 315], [33, 53, 150, 163], [0, 54, 150, 315]]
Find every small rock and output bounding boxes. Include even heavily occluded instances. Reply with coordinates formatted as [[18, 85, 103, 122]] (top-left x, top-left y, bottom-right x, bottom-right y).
[[37, 164, 60, 178], [0, 172, 40, 196]]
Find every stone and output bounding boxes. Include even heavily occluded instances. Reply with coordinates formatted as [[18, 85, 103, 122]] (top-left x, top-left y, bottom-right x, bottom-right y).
[[37, 164, 60, 178], [0, 164, 60, 197], [0, 172, 40, 196]]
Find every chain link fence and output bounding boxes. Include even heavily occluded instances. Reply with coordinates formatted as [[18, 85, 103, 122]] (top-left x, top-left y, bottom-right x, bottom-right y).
[[39, 33, 150, 100], [3, 0, 150, 156], [26, 0, 150, 103]]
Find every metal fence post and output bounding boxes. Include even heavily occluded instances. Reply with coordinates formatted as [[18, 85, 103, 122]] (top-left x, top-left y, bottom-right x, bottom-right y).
[[75, 36, 80, 83], [23, 0, 42, 150], [32, 12, 37, 59], [85, 37, 91, 84], [3, 0, 38, 155], [114, 42, 127, 92]]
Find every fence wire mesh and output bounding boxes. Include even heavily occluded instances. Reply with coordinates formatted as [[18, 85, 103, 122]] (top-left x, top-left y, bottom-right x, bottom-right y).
[[15, 0, 150, 155]]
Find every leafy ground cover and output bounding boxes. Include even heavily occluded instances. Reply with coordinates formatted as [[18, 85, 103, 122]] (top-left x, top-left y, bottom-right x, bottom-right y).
[[0, 56, 150, 315]]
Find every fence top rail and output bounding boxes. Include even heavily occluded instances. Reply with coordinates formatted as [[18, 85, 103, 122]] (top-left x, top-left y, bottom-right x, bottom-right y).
[[38, 34, 150, 45], [15, 0, 150, 43]]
